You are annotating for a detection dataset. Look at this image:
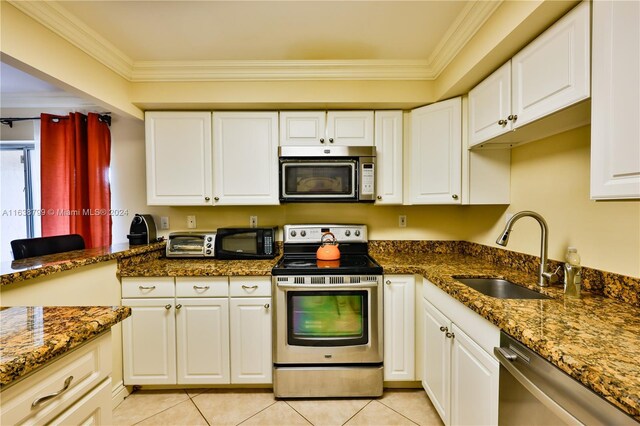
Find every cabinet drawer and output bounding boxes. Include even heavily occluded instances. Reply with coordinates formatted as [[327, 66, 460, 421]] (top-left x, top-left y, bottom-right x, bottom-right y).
[[176, 277, 228, 297], [122, 277, 175, 298], [48, 377, 112, 426], [230, 277, 271, 297], [0, 332, 111, 426]]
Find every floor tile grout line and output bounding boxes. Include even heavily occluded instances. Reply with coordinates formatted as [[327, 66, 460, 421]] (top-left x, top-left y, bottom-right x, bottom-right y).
[[375, 399, 423, 426], [188, 392, 212, 426], [340, 399, 374, 426], [235, 399, 280, 425], [124, 389, 191, 426], [283, 400, 323, 425]]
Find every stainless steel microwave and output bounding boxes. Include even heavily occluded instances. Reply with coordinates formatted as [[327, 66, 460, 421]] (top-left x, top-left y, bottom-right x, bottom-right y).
[[215, 227, 277, 259], [279, 146, 376, 202]]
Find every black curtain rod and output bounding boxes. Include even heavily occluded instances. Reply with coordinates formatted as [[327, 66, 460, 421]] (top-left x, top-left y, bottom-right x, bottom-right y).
[[0, 113, 111, 128]]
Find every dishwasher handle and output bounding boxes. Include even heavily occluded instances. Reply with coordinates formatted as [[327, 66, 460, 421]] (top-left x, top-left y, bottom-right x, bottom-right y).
[[494, 346, 582, 426]]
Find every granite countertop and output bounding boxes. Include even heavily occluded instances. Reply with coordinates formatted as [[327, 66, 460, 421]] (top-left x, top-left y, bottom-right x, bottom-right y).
[[0, 306, 131, 388], [372, 250, 640, 421], [0, 242, 166, 287], [118, 256, 281, 277]]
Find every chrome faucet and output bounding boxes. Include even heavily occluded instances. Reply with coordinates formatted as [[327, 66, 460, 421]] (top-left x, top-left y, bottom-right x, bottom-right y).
[[496, 211, 559, 287]]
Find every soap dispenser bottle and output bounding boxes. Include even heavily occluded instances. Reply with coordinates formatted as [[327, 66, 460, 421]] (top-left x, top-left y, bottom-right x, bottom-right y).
[[564, 247, 582, 298]]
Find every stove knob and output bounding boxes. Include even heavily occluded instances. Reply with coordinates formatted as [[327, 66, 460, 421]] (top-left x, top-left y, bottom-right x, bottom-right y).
[[205, 249, 212, 255], [206, 243, 212, 248], [207, 236, 213, 242], [355, 230, 361, 237], [290, 230, 297, 237], [345, 230, 351, 237], [300, 230, 306, 237]]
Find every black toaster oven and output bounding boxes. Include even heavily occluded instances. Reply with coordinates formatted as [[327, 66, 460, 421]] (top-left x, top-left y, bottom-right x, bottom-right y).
[[214, 227, 277, 259]]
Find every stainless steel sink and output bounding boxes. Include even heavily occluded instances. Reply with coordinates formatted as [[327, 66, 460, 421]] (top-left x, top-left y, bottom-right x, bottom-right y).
[[455, 278, 552, 300]]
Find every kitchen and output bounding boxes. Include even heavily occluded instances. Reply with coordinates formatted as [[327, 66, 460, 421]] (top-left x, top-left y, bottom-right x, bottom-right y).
[[1, 0, 639, 425]]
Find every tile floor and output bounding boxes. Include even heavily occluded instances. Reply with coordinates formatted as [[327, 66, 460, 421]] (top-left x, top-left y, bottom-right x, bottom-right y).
[[112, 388, 444, 426]]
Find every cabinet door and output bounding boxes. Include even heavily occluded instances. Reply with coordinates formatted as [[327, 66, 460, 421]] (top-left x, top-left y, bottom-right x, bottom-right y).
[[511, 1, 590, 128], [229, 297, 272, 384], [326, 111, 374, 146], [450, 324, 499, 426], [409, 98, 462, 204], [280, 111, 327, 145], [468, 62, 512, 147], [145, 112, 212, 205], [422, 298, 450, 425], [176, 298, 230, 384], [212, 112, 279, 205], [122, 299, 176, 385], [591, 0, 640, 200], [374, 111, 403, 205], [383, 275, 415, 381]]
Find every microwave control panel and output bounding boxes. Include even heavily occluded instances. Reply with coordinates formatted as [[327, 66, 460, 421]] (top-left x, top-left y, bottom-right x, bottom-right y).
[[361, 163, 375, 195]]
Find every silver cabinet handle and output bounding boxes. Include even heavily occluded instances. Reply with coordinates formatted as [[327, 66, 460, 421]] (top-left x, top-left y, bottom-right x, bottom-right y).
[[446, 331, 455, 339], [452, 194, 459, 200], [205, 197, 211, 201], [439, 326, 448, 332], [139, 285, 156, 290], [193, 285, 210, 290], [242, 285, 258, 290], [165, 304, 171, 310], [32, 376, 73, 407], [264, 303, 270, 309], [175, 304, 182, 310]]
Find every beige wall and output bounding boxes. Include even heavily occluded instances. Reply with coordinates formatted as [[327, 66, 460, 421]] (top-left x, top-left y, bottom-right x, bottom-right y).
[[466, 126, 640, 278]]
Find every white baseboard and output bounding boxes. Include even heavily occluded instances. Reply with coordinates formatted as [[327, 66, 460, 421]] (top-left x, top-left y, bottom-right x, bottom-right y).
[[112, 380, 132, 409]]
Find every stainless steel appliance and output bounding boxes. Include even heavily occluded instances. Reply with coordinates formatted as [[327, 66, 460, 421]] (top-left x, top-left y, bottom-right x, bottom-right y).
[[127, 214, 157, 245], [495, 332, 638, 425], [279, 146, 376, 202], [166, 232, 216, 258], [271, 224, 383, 398], [215, 227, 277, 259]]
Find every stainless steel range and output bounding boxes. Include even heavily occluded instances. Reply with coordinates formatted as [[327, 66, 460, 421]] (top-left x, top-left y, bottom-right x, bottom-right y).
[[271, 224, 383, 398]]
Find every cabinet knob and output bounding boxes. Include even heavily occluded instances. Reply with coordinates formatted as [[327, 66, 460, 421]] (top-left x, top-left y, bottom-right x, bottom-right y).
[[439, 326, 448, 332], [214, 197, 219, 201], [320, 138, 325, 143], [264, 303, 270, 309], [329, 138, 334, 143], [446, 331, 455, 339], [165, 304, 171, 310], [452, 194, 459, 200], [498, 119, 507, 126], [385, 280, 391, 285], [175, 304, 182, 310], [377, 195, 382, 200], [205, 197, 211, 201], [508, 114, 518, 121]]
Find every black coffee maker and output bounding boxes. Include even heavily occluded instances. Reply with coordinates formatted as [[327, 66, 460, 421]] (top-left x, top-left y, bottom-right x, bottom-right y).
[[127, 214, 157, 245]]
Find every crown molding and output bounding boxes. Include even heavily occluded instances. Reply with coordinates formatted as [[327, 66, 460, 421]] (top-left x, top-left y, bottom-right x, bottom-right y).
[[9, 0, 500, 82], [8, 0, 133, 79], [130, 59, 434, 81], [1, 91, 96, 109]]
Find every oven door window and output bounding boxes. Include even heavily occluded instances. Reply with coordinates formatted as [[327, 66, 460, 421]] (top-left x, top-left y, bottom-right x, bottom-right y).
[[282, 161, 356, 198], [287, 290, 368, 346]]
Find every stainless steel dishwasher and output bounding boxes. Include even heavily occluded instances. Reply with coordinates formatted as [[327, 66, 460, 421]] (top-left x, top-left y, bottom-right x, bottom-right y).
[[494, 332, 638, 425]]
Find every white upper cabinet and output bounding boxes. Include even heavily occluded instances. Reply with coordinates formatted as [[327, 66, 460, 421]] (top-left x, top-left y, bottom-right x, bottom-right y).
[[591, 0, 640, 200], [279, 111, 327, 145], [409, 98, 462, 205], [468, 1, 590, 148], [280, 111, 374, 146], [145, 112, 213, 205], [212, 112, 279, 205], [374, 111, 403, 204]]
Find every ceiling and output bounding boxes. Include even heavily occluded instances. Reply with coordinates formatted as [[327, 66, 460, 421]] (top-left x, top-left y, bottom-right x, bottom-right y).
[[2, 0, 503, 112]]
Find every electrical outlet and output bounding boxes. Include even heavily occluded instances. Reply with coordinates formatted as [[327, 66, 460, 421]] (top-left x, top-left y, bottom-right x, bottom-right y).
[[399, 215, 407, 228], [187, 215, 196, 229], [160, 216, 170, 230], [250, 216, 258, 228]]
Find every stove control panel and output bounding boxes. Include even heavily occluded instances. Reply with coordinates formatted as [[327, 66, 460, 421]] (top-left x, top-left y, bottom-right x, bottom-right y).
[[283, 224, 368, 244]]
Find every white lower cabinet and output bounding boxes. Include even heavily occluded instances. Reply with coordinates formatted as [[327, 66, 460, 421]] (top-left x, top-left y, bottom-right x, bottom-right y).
[[122, 276, 271, 386], [1, 332, 112, 426], [383, 275, 415, 381], [422, 279, 499, 426]]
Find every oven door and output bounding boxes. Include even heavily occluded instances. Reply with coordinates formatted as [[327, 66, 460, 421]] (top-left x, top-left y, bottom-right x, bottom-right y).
[[273, 278, 383, 364], [280, 159, 357, 201]]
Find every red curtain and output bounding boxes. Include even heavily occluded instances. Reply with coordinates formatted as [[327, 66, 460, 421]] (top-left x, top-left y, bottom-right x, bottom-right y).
[[40, 112, 112, 248]]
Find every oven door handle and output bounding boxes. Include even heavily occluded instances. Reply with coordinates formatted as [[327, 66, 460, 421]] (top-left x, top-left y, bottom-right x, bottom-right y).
[[276, 283, 379, 289], [494, 347, 581, 425]]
